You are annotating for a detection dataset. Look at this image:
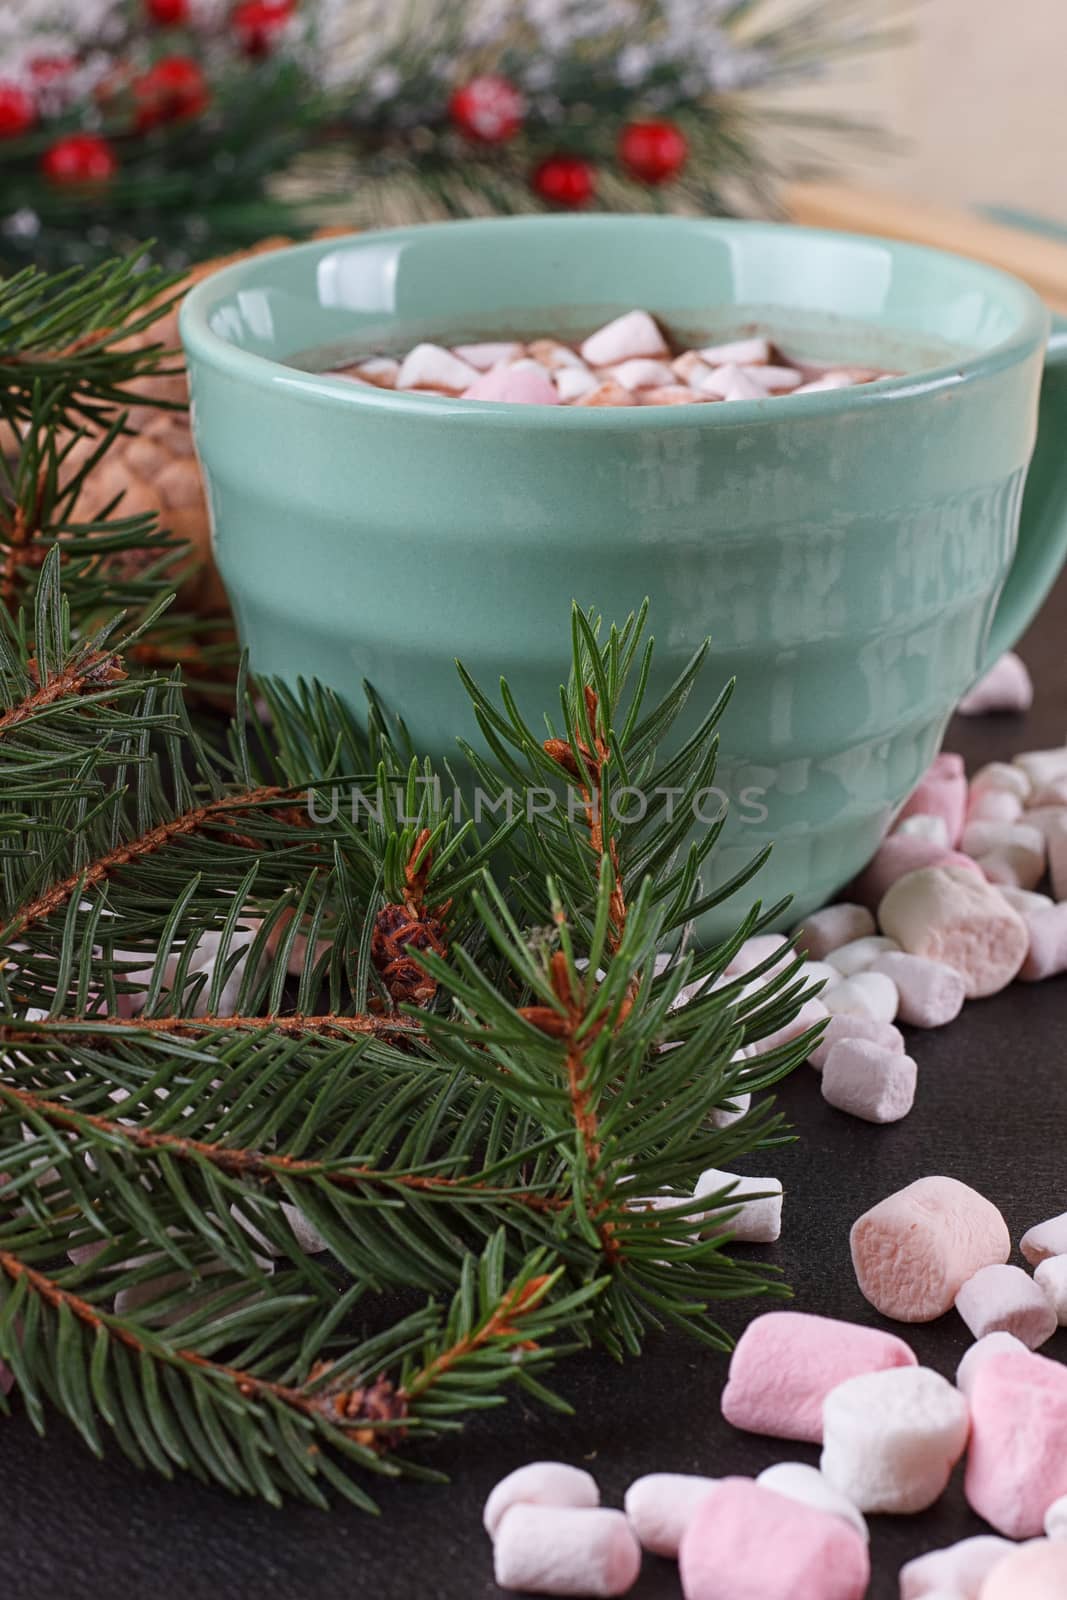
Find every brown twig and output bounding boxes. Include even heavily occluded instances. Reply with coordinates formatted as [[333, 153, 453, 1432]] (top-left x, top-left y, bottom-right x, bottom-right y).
[[2, 783, 311, 941], [371, 827, 451, 1009], [0, 650, 126, 736], [0, 1082, 564, 1214], [0, 1011, 422, 1044], [0, 1248, 406, 1452], [401, 1272, 552, 1400]]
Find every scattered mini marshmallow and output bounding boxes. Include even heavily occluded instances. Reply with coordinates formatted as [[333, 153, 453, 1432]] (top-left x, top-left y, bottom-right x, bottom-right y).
[[749, 997, 828, 1058], [1013, 746, 1067, 789], [528, 339, 586, 369], [821, 970, 899, 1024], [965, 1348, 1067, 1536], [960, 819, 1046, 890], [698, 336, 772, 366], [725, 933, 792, 978], [821, 1037, 917, 1123], [463, 364, 559, 405], [850, 1175, 1010, 1321], [971, 760, 1033, 803], [979, 1540, 1067, 1599], [1046, 1493, 1067, 1539], [853, 836, 978, 907], [695, 1169, 782, 1243], [895, 812, 951, 847], [968, 787, 1024, 825], [877, 865, 1029, 998], [956, 1330, 1030, 1398], [1021, 1213, 1067, 1264], [957, 652, 1034, 716], [1047, 813, 1067, 901], [699, 362, 767, 402], [869, 952, 966, 1028], [798, 958, 840, 990], [898, 752, 969, 846], [899, 1535, 1016, 1600], [575, 381, 637, 407], [493, 1504, 641, 1597], [807, 1013, 905, 1072], [755, 1463, 867, 1540], [1019, 902, 1067, 980], [825, 935, 900, 976], [453, 340, 525, 369], [484, 1461, 599, 1538], [998, 884, 1053, 916], [608, 358, 676, 391], [555, 365, 600, 402], [353, 355, 399, 388], [819, 1365, 969, 1514], [720, 1309, 916, 1444], [1035, 1255, 1067, 1324], [232, 1202, 328, 1257], [1031, 774, 1067, 806], [624, 1473, 718, 1557], [396, 342, 479, 392], [955, 1262, 1058, 1349], [678, 1477, 870, 1600], [580, 309, 668, 366], [794, 903, 876, 961]]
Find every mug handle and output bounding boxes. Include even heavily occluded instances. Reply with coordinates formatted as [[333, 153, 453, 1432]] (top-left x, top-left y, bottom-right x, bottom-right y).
[[982, 320, 1067, 670]]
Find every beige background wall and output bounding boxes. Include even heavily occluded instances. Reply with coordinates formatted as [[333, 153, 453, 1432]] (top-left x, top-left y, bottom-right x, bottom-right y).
[[822, 0, 1067, 224]]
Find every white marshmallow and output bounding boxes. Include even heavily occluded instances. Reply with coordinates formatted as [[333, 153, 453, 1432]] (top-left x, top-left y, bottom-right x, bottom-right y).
[[997, 885, 1053, 916], [821, 1038, 917, 1123], [955, 1331, 1030, 1399], [746, 364, 803, 392], [957, 651, 1034, 715], [799, 959, 840, 991], [483, 1461, 599, 1538], [698, 336, 771, 366], [508, 357, 553, 376], [672, 351, 716, 388], [493, 1504, 641, 1596], [624, 1473, 718, 1557], [1014, 747, 1067, 789], [955, 1263, 1058, 1349], [694, 1168, 782, 1243], [1046, 1494, 1067, 1539], [971, 761, 1033, 803], [608, 358, 676, 391], [698, 362, 766, 401], [710, 1090, 752, 1130], [452, 341, 524, 369], [895, 813, 951, 847], [960, 819, 1045, 890], [820, 1365, 970, 1514], [899, 1535, 1016, 1599], [794, 903, 876, 960], [353, 355, 399, 387], [555, 365, 599, 401], [396, 343, 479, 392], [527, 339, 586, 369], [807, 1013, 905, 1072], [1048, 813, 1067, 900], [1035, 1255, 1067, 1325], [869, 952, 966, 1028], [826, 935, 901, 976], [967, 786, 1023, 824], [821, 971, 899, 1024], [1021, 1214, 1067, 1265], [580, 310, 667, 366], [755, 1462, 867, 1540], [793, 373, 856, 393]]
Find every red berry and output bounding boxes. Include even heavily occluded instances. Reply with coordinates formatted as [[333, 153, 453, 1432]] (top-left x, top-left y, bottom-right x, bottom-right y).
[[132, 55, 208, 129], [531, 154, 595, 209], [41, 133, 118, 185], [0, 82, 35, 138], [233, 0, 293, 57], [145, 0, 190, 22], [449, 75, 524, 144], [618, 120, 688, 185]]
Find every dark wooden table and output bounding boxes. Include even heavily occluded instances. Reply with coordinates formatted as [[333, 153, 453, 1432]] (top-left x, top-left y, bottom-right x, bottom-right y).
[[8, 572, 1067, 1600]]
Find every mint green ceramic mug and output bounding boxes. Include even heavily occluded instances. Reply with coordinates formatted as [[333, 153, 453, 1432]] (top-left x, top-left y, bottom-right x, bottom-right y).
[[181, 216, 1067, 936]]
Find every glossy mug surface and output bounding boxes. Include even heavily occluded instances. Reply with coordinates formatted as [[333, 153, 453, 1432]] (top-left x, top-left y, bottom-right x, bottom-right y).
[[181, 216, 1067, 937]]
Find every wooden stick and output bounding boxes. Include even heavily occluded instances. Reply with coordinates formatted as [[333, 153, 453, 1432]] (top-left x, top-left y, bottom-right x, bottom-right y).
[[785, 182, 1067, 317]]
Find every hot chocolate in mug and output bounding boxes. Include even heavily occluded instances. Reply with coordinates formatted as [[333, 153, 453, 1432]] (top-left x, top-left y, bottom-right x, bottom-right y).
[[181, 216, 1067, 936]]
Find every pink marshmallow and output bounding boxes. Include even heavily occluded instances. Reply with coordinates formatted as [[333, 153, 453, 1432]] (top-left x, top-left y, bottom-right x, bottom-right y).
[[793, 903, 876, 959], [877, 865, 1028, 998], [955, 1263, 1058, 1349], [720, 1309, 916, 1443], [850, 1175, 1010, 1322], [896, 752, 968, 845], [852, 837, 978, 907], [965, 1349, 1067, 1537], [957, 651, 1034, 716], [463, 364, 560, 405], [678, 1477, 869, 1600], [807, 1013, 904, 1071], [1019, 902, 1067, 980], [869, 951, 966, 1027], [979, 1540, 1067, 1599]]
